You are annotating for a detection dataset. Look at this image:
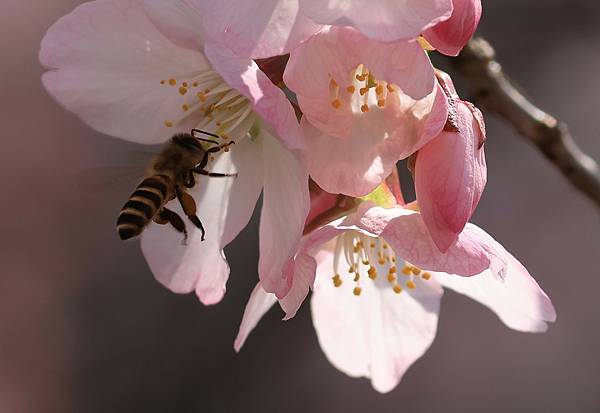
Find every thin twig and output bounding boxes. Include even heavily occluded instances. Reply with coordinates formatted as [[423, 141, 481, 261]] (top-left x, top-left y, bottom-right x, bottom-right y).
[[449, 37, 600, 208]]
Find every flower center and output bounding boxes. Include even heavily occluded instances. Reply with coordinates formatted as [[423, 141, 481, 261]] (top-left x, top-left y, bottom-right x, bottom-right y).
[[159, 69, 256, 143], [328, 64, 395, 114], [331, 231, 431, 296]]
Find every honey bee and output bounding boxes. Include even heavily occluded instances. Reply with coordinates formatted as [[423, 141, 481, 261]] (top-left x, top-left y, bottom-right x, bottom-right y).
[[116, 129, 236, 242]]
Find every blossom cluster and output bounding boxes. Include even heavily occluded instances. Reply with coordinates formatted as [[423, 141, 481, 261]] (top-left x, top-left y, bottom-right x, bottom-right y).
[[40, 0, 555, 392]]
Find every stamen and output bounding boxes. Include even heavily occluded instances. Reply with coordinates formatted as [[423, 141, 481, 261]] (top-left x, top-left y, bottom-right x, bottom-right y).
[[406, 280, 416, 289], [353, 287, 362, 296], [422, 272, 431, 280], [164, 121, 173, 127], [168, 78, 176, 86]]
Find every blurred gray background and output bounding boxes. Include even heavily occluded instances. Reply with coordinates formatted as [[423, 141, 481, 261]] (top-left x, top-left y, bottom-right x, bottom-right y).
[[1, 0, 600, 411]]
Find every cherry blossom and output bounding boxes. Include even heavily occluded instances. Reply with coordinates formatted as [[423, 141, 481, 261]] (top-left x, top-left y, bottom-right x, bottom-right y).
[[39, 0, 309, 303], [235, 201, 555, 392], [193, 0, 453, 59], [415, 71, 487, 252], [284, 26, 449, 196]]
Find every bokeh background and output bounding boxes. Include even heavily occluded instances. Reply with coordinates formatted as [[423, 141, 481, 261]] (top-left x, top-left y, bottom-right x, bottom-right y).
[[2, 0, 600, 411]]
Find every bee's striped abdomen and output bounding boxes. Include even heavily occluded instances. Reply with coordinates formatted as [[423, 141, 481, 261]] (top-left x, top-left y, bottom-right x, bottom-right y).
[[117, 175, 172, 240]]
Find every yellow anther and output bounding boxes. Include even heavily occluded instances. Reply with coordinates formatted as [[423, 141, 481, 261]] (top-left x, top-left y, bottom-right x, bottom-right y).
[[197, 92, 207, 102], [417, 36, 435, 51], [359, 87, 369, 96], [164, 120, 173, 127], [360, 104, 369, 113], [387, 273, 396, 283], [402, 266, 412, 275], [368, 266, 377, 279], [377, 99, 386, 108], [168, 78, 177, 86], [353, 287, 362, 296], [160, 79, 165, 85], [362, 260, 370, 266], [348, 264, 356, 273], [192, 82, 198, 87], [332, 274, 342, 287], [347, 85, 356, 93], [393, 285, 403, 294], [388, 266, 397, 274], [411, 267, 421, 275], [182, 82, 188, 87], [383, 243, 388, 249], [179, 86, 188, 95], [375, 84, 384, 95], [370, 242, 376, 248], [331, 99, 342, 109], [391, 256, 396, 263], [181, 104, 189, 112], [406, 280, 416, 289], [386, 84, 395, 93], [378, 258, 386, 265], [204, 88, 210, 93], [329, 78, 338, 87], [422, 272, 431, 280], [356, 73, 367, 81], [353, 273, 360, 282]]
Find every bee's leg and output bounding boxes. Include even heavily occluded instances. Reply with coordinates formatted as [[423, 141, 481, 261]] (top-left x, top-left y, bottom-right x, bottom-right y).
[[195, 141, 236, 170], [154, 207, 188, 243], [175, 186, 206, 241], [193, 168, 238, 178], [185, 171, 196, 188]]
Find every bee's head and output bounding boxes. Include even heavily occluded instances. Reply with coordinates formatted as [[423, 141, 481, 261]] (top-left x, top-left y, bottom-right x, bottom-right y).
[[171, 133, 205, 153]]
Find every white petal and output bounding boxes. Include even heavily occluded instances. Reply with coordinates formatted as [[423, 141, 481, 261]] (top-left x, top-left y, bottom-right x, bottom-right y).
[[141, 136, 263, 305], [311, 250, 443, 393], [436, 252, 556, 333], [258, 128, 310, 297], [234, 283, 278, 352]]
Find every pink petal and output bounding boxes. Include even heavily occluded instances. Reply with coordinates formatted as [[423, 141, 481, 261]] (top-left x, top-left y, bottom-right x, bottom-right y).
[[415, 100, 487, 252], [311, 250, 443, 393], [279, 253, 317, 319], [277, 218, 350, 313], [381, 209, 492, 276], [435, 250, 556, 332], [300, 0, 453, 43], [141, 137, 263, 305], [258, 130, 310, 297], [192, 0, 323, 59], [204, 43, 303, 149], [40, 0, 210, 144], [234, 283, 277, 352], [424, 0, 482, 56]]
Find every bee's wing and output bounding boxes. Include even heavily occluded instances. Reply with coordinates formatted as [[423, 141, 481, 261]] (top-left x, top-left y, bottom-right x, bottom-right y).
[[77, 149, 156, 194], [77, 166, 145, 194]]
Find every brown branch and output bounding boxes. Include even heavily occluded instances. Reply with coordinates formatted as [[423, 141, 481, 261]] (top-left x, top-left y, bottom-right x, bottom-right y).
[[448, 37, 600, 208]]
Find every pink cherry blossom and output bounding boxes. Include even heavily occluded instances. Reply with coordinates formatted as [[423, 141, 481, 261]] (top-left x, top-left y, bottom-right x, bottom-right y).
[[284, 26, 449, 196], [415, 71, 487, 252], [39, 0, 309, 303], [235, 201, 555, 392], [424, 0, 482, 56], [192, 0, 453, 59]]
